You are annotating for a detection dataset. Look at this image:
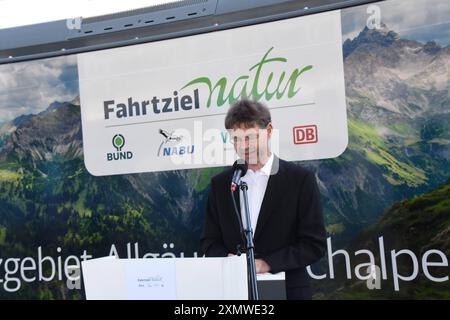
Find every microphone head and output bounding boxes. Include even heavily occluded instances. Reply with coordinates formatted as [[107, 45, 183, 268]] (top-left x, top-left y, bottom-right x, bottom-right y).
[[232, 159, 248, 176]]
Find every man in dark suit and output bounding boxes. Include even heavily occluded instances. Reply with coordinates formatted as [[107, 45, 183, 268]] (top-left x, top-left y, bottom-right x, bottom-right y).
[[201, 99, 327, 300]]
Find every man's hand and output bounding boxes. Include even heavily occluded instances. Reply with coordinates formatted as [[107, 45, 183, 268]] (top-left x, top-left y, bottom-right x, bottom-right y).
[[255, 259, 271, 274], [228, 255, 271, 273]]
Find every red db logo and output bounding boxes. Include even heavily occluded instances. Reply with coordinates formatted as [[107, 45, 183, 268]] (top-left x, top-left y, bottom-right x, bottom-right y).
[[293, 125, 318, 144]]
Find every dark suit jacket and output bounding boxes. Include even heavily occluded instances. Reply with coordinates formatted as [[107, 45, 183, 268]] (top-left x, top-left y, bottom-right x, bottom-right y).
[[201, 156, 327, 300]]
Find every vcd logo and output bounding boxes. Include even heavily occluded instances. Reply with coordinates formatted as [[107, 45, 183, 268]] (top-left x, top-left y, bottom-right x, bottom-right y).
[[107, 134, 133, 161]]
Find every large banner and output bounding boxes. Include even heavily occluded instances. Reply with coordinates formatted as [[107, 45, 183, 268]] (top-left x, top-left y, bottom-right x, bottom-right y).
[[77, 11, 347, 175], [0, 0, 449, 299]]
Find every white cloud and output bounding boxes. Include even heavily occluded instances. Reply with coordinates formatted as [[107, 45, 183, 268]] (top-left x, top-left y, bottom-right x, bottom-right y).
[[342, 0, 450, 45], [0, 54, 78, 121]]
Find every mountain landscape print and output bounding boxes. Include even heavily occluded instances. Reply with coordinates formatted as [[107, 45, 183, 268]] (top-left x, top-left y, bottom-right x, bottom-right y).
[[0, 0, 449, 299]]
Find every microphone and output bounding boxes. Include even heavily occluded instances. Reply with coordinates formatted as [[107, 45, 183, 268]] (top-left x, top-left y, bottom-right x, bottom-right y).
[[230, 160, 248, 192]]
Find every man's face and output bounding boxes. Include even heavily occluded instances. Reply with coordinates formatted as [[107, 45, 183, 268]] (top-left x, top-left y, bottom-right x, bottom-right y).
[[230, 123, 272, 165]]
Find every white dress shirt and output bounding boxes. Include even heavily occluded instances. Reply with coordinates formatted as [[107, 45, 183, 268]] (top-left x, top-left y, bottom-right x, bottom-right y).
[[239, 153, 274, 235]]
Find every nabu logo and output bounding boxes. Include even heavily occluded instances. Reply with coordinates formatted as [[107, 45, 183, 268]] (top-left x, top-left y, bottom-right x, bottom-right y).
[[107, 134, 133, 161], [157, 129, 194, 157]]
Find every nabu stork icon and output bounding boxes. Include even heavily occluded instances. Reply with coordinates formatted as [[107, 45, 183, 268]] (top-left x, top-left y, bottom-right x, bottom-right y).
[[158, 129, 183, 156]]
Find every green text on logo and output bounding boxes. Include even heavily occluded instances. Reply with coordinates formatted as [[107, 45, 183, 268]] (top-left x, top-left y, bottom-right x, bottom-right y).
[[181, 47, 313, 107]]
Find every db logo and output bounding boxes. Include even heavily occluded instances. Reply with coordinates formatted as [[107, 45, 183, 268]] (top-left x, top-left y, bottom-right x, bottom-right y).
[[293, 125, 318, 144]]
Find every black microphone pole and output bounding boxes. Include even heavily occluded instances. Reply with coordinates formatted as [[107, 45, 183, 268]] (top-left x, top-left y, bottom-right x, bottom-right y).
[[230, 160, 259, 300], [240, 181, 259, 300]]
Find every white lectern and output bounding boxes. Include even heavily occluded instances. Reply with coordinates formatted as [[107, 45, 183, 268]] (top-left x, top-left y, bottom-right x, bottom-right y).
[[81, 255, 248, 300]]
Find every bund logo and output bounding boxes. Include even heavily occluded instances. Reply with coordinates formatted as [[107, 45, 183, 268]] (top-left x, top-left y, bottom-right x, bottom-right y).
[[107, 134, 133, 161]]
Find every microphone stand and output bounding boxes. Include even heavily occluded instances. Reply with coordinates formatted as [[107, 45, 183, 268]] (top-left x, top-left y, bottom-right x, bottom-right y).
[[239, 181, 259, 300]]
